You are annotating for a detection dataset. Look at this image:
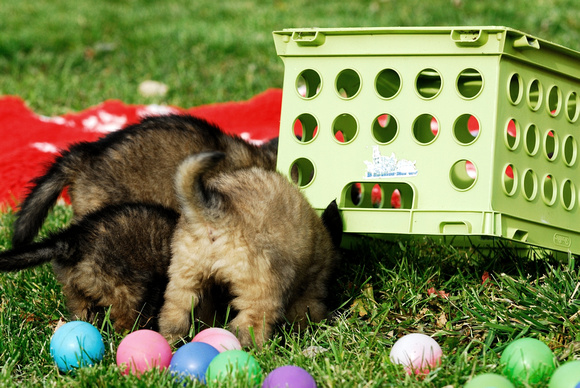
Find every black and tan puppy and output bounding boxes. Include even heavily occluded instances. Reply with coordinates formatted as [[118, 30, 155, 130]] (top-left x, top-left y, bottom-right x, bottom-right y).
[[13, 114, 278, 247], [159, 152, 343, 347], [0, 204, 179, 330]]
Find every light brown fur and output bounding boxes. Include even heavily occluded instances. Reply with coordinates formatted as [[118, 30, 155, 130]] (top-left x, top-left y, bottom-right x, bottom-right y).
[[158, 152, 342, 347]]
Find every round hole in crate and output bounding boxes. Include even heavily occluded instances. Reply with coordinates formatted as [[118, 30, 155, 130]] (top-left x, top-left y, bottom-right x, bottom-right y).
[[527, 79, 543, 111], [502, 164, 517, 196], [335, 69, 361, 99], [412, 114, 439, 144], [542, 174, 557, 206], [296, 69, 322, 99], [372, 114, 398, 144], [524, 124, 540, 156], [453, 114, 480, 145], [507, 73, 523, 105], [544, 129, 558, 161], [449, 159, 477, 191], [289, 158, 315, 187], [332, 113, 358, 144], [563, 135, 577, 166], [456, 68, 483, 99], [522, 169, 538, 201], [293, 113, 319, 143], [416, 68, 442, 99], [561, 179, 576, 210], [504, 118, 520, 150], [547, 85, 562, 116], [375, 69, 401, 99], [566, 91, 580, 122]]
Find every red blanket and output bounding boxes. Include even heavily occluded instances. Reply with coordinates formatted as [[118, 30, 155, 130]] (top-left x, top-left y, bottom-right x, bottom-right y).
[[0, 89, 283, 208]]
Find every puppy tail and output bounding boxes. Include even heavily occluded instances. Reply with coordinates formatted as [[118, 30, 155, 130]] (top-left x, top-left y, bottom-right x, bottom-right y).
[[0, 238, 69, 272], [12, 153, 74, 247], [175, 151, 227, 221]]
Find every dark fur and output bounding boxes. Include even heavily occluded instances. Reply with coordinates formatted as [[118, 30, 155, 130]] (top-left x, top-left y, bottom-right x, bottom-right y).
[[12, 114, 278, 247], [1, 204, 179, 330], [159, 152, 343, 347]]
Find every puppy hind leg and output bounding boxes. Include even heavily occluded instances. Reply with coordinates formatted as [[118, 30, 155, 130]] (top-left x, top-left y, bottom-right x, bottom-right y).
[[159, 275, 204, 343], [227, 285, 284, 348]]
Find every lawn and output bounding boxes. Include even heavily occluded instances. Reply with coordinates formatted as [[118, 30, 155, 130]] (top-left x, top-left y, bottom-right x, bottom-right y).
[[1, 0, 580, 386]]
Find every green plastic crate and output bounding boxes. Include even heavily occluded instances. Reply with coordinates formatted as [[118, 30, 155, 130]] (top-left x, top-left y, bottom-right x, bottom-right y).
[[273, 26, 580, 255]]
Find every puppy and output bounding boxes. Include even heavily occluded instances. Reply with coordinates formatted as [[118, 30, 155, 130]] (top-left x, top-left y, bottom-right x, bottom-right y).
[[159, 152, 343, 347], [0, 203, 178, 331], [13, 114, 278, 247]]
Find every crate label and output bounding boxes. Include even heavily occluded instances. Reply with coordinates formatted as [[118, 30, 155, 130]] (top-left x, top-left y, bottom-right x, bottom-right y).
[[364, 146, 418, 178], [553, 233, 572, 248]]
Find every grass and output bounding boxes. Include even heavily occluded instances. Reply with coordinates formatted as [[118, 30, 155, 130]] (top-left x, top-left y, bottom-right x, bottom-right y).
[[1, 0, 580, 386]]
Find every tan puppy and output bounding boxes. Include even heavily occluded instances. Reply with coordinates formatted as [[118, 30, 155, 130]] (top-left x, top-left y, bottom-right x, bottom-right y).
[[159, 152, 342, 347]]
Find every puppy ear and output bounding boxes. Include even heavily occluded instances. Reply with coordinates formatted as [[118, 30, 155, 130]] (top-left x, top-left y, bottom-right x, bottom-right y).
[[321, 200, 343, 248]]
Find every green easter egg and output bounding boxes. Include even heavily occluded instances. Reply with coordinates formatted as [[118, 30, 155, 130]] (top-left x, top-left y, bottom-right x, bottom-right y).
[[501, 338, 555, 384], [548, 360, 580, 388], [206, 350, 262, 386], [464, 373, 515, 388]]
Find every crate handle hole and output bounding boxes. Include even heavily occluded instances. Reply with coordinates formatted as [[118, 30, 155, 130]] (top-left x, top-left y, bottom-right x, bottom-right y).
[[343, 182, 412, 209], [293, 114, 319, 143], [507, 228, 529, 242], [296, 69, 322, 99], [289, 158, 315, 187], [372, 114, 398, 144], [375, 69, 401, 99], [456, 68, 483, 99], [416, 68, 442, 99]]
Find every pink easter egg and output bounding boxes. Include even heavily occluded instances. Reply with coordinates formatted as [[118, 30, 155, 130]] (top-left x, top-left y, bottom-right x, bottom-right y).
[[192, 328, 242, 352], [116, 330, 172, 376], [389, 333, 443, 375]]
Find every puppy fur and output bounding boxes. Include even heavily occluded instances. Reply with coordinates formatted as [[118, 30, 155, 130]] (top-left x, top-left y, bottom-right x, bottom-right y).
[[158, 152, 343, 347], [0, 204, 178, 331], [12, 114, 277, 247]]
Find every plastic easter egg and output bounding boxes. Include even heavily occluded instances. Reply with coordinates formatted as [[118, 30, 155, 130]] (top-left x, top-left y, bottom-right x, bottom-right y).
[[192, 328, 242, 352], [389, 333, 442, 375], [169, 342, 220, 383], [50, 321, 105, 372], [464, 373, 515, 388], [501, 338, 555, 384], [548, 360, 580, 388], [206, 349, 262, 385], [262, 365, 317, 388], [116, 329, 172, 376]]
